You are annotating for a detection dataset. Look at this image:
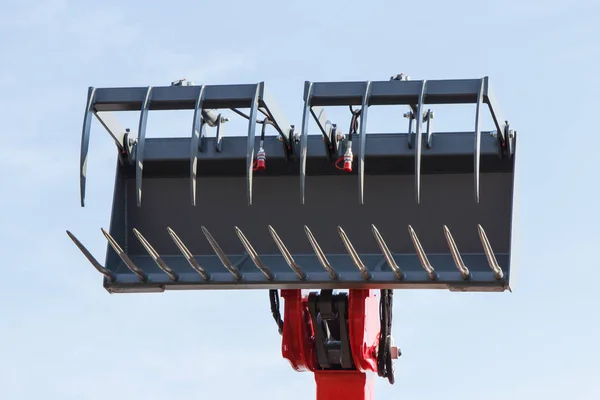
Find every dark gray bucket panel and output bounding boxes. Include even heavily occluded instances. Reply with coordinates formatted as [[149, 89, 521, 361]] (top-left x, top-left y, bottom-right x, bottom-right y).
[[101, 170, 514, 293]]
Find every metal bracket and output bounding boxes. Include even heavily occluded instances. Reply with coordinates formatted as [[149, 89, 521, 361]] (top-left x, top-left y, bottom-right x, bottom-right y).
[[310, 107, 337, 161], [307, 290, 354, 370], [215, 113, 224, 152], [404, 111, 415, 149], [423, 109, 434, 148]]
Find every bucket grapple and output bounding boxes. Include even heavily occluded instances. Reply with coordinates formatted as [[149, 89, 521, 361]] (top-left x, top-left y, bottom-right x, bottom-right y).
[[68, 75, 517, 400]]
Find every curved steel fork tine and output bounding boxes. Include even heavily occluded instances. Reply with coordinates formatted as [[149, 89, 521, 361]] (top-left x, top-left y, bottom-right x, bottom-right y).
[[167, 227, 210, 281], [101, 228, 147, 282], [66, 230, 115, 281], [268, 226, 306, 280], [371, 224, 404, 280], [133, 228, 179, 281], [338, 226, 371, 281], [201, 226, 241, 280], [234, 227, 273, 280], [443, 225, 470, 280], [304, 225, 338, 280], [477, 224, 504, 279], [408, 225, 436, 280]]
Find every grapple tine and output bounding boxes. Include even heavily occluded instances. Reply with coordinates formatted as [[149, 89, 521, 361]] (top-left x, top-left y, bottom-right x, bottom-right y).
[[167, 227, 210, 281], [190, 85, 207, 206], [303, 225, 338, 280], [268, 225, 306, 280], [136, 86, 153, 208], [474, 78, 485, 203], [371, 224, 404, 280], [414, 80, 427, 204], [132, 228, 179, 281], [234, 227, 274, 280], [100, 228, 147, 281], [80, 87, 97, 207], [200, 226, 242, 280], [443, 225, 470, 280], [66, 230, 116, 281], [477, 224, 504, 280], [246, 84, 261, 206], [407, 225, 437, 280], [337, 226, 372, 281], [358, 81, 372, 205], [300, 82, 314, 205]]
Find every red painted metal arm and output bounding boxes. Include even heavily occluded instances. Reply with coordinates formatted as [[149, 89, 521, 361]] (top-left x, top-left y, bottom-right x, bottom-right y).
[[281, 289, 382, 400]]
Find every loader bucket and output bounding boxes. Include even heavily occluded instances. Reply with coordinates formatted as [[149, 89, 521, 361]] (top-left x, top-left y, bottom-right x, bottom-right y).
[[69, 77, 517, 294]]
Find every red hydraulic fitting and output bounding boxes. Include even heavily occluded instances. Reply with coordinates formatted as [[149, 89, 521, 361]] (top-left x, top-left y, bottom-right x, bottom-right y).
[[343, 148, 353, 172], [255, 147, 266, 171]]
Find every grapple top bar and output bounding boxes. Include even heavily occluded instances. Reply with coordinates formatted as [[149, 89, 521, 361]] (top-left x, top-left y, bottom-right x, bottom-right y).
[[93, 83, 268, 111], [70, 76, 518, 295], [304, 77, 508, 135]]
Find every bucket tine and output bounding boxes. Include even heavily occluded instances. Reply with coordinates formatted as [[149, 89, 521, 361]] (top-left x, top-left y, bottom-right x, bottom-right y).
[[337, 226, 372, 281], [79, 87, 97, 207], [100, 228, 147, 281], [371, 225, 405, 280], [200, 226, 242, 280], [132, 228, 179, 281], [246, 84, 261, 206], [358, 81, 372, 205], [268, 225, 306, 280], [66, 230, 116, 281], [303, 225, 338, 280], [443, 225, 470, 280], [299, 82, 314, 205], [167, 227, 210, 281], [477, 224, 504, 280], [190, 85, 207, 206], [414, 80, 427, 204], [135, 86, 153, 208], [407, 225, 437, 280], [474, 78, 485, 203], [234, 227, 274, 280]]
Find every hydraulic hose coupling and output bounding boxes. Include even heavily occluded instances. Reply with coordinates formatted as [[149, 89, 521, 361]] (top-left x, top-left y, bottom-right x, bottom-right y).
[[343, 148, 353, 172], [256, 147, 266, 170]]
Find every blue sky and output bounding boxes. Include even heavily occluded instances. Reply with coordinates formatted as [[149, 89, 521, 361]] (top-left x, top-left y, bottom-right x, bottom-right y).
[[1, 0, 599, 399]]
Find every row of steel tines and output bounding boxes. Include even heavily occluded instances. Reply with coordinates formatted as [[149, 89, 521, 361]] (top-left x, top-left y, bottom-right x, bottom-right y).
[[67, 224, 504, 283]]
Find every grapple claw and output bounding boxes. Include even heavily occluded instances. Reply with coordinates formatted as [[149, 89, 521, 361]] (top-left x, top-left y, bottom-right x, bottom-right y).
[[70, 77, 516, 293]]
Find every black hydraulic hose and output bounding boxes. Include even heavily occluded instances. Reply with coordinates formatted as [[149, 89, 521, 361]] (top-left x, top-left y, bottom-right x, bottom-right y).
[[269, 289, 284, 335]]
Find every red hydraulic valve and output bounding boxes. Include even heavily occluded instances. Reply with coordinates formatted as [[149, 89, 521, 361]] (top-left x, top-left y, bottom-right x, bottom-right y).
[[255, 147, 266, 171]]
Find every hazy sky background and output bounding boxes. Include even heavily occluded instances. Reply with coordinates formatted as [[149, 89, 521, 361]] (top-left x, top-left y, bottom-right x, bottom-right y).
[[1, 0, 599, 399]]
